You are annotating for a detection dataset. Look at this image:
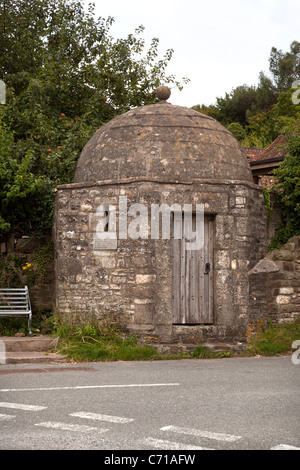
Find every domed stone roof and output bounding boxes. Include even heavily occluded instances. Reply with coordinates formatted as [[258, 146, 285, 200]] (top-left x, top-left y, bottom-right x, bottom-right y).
[[74, 101, 252, 184]]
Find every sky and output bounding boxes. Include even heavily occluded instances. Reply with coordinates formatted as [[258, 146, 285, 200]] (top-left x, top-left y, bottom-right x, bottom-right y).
[[85, 0, 300, 108]]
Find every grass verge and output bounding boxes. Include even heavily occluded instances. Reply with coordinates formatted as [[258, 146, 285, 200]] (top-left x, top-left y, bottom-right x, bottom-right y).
[[244, 318, 300, 356], [55, 317, 300, 362], [2, 311, 299, 361], [53, 314, 162, 362]]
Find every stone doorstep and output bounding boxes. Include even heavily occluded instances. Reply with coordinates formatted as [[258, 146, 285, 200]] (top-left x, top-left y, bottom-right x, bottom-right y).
[[202, 341, 247, 353], [4, 351, 67, 364], [149, 341, 247, 355]]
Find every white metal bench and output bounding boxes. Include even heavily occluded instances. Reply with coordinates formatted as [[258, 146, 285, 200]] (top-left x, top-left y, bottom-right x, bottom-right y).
[[0, 286, 32, 335]]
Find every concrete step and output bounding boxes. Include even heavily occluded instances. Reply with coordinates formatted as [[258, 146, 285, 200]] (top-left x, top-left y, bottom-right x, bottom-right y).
[[5, 351, 67, 364], [0, 336, 66, 364], [1, 336, 59, 352]]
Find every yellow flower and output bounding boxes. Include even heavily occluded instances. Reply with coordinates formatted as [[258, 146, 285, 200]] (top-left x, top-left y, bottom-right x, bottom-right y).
[[22, 262, 32, 271]]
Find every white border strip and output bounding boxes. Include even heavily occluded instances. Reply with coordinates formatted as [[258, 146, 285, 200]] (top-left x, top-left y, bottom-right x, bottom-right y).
[[0, 383, 179, 393], [0, 413, 16, 420], [35, 421, 108, 433], [0, 402, 47, 411], [143, 437, 213, 450], [161, 425, 242, 442], [70, 411, 134, 423], [271, 444, 300, 450]]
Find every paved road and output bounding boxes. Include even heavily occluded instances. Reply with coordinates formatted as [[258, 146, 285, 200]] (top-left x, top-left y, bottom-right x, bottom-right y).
[[0, 356, 299, 451]]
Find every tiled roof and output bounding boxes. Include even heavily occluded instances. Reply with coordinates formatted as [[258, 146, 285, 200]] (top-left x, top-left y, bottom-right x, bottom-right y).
[[242, 135, 287, 166], [252, 135, 286, 163], [242, 147, 265, 163]]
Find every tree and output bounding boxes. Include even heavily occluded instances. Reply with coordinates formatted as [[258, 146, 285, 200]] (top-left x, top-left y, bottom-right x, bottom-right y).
[[0, 0, 187, 236], [244, 88, 300, 147], [272, 122, 300, 247], [192, 41, 300, 134], [227, 122, 245, 143], [215, 85, 258, 127], [269, 41, 300, 92]]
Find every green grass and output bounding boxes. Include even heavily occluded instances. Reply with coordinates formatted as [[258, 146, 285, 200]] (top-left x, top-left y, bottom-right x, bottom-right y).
[[57, 335, 161, 362], [2, 310, 299, 362], [245, 318, 300, 356], [53, 314, 162, 362], [52, 315, 234, 362], [190, 345, 231, 359]]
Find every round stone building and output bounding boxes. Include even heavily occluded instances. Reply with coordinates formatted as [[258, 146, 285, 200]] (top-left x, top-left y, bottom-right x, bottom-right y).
[[54, 90, 271, 348]]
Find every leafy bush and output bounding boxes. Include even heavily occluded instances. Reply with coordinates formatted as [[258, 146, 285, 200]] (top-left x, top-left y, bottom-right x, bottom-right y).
[[0, 0, 187, 237], [271, 124, 300, 247]]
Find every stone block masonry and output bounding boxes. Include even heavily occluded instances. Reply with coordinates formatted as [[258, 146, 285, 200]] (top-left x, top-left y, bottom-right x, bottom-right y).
[[54, 99, 283, 347], [248, 236, 300, 327], [54, 178, 276, 345]]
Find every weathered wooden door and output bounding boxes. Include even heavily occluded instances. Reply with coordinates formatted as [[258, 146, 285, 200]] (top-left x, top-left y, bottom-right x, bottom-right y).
[[172, 215, 214, 324]]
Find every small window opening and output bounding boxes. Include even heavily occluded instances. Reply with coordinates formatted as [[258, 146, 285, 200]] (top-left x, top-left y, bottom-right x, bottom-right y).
[[104, 210, 109, 232]]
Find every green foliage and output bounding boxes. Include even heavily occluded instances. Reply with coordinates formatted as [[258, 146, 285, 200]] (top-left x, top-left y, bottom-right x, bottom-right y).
[[192, 42, 299, 251], [0, 0, 187, 237], [269, 41, 300, 92], [0, 110, 45, 233], [193, 41, 300, 147], [262, 188, 272, 223], [271, 124, 300, 245], [227, 122, 246, 143], [0, 239, 54, 287], [0, 309, 53, 336], [216, 85, 258, 127]]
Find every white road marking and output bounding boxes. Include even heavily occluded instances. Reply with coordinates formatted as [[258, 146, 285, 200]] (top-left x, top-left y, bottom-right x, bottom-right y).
[[0, 383, 179, 393], [0, 402, 47, 411], [161, 425, 242, 442], [70, 411, 134, 423], [143, 437, 214, 450], [271, 444, 300, 450], [0, 413, 16, 420], [35, 421, 109, 433]]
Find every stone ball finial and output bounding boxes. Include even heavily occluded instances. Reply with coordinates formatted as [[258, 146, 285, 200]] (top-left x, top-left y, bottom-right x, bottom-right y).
[[155, 85, 171, 101]]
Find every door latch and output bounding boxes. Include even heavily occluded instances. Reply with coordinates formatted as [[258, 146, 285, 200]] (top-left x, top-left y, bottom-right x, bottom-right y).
[[204, 262, 211, 274]]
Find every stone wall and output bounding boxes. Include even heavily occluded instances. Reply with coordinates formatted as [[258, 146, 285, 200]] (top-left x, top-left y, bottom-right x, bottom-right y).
[[248, 236, 300, 327], [54, 178, 275, 344]]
